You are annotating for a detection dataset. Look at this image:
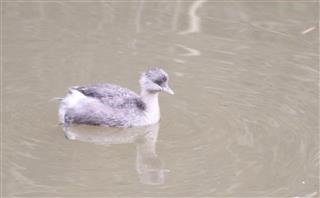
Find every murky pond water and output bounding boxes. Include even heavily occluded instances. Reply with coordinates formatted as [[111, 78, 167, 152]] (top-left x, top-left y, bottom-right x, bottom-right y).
[[3, 1, 319, 197]]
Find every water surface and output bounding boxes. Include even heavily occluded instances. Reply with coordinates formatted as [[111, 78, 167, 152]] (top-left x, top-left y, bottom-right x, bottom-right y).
[[3, 1, 319, 197]]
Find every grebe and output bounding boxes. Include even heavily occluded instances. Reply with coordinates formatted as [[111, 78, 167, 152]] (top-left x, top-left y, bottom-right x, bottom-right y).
[[59, 67, 174, 127]]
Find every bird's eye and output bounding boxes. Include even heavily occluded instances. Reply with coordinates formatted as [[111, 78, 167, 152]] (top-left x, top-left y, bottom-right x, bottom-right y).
[[153, 76, 167, 86], [162, 76, 167, 82], [154, 79, 163, 85]]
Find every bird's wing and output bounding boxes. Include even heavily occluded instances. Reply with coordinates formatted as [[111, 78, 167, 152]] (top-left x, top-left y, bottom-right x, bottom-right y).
[[72, 84, 144, 109]]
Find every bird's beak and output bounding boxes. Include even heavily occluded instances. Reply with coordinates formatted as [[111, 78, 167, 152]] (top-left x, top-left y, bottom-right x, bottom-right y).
[[162, 86, 174, 95]]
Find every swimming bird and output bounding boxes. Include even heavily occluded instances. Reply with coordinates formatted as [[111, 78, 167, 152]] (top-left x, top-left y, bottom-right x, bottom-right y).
[[59, 68, 174, 127]]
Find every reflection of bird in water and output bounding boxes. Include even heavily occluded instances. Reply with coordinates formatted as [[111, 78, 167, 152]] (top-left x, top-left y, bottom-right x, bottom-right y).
[[59, 68, 174, 127], [63, 123, 168, 185]]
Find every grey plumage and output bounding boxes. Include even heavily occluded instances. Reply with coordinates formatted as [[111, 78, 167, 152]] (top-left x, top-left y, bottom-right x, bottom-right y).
[[74, 84, 145, 110], [59, 67, 174, 128]]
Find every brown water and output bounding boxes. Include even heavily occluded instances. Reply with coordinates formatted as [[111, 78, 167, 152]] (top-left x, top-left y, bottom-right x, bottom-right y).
[[3, 1, 319, 197]]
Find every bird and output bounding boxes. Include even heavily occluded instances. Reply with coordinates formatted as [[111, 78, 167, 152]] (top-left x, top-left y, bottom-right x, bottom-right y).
[[58, 67, 174, 128]]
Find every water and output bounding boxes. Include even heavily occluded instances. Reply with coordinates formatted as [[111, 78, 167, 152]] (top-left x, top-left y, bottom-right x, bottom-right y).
[[3, 1, 319, 197]]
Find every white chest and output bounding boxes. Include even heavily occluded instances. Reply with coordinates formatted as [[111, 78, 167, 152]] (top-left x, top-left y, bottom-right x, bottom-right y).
[[141, 93, 160, 125]]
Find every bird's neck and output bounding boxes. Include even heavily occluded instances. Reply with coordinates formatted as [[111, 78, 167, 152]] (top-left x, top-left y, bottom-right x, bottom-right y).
[[140, 90, 160, 124]]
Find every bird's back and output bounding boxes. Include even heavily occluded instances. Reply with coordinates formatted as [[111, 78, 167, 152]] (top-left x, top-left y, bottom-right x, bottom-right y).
[[60, 84, 147, 127]]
